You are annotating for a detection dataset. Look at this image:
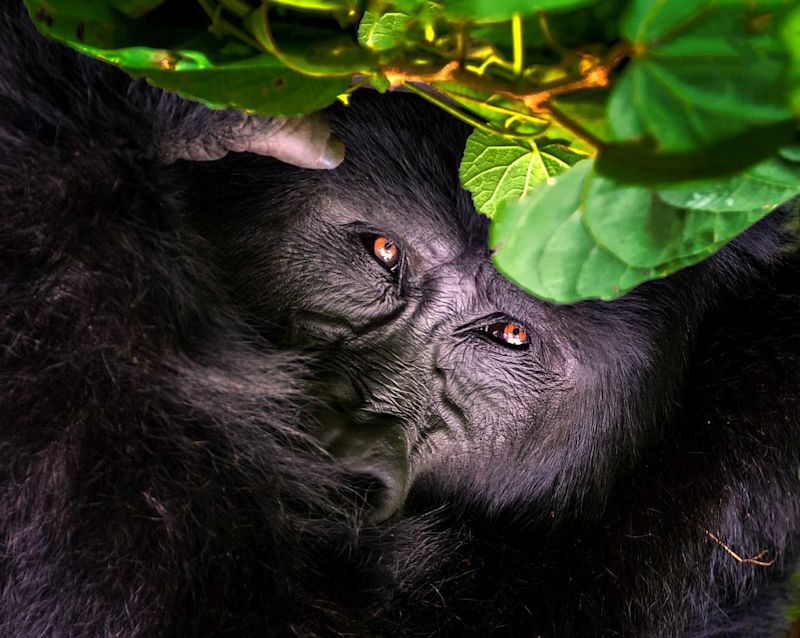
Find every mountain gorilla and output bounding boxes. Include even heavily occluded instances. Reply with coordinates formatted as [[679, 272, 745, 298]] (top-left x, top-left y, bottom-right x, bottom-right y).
[[2, 3, 800, 636]]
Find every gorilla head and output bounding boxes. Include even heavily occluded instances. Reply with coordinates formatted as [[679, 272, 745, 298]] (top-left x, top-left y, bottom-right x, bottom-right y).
[[182, 94, 783, 527]]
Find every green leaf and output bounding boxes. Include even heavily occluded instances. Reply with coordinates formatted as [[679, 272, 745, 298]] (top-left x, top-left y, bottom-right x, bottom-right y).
[[582, 171, 771, 268], [358, 11, 409, 51], [490, 161, 641, 302], [143, 57, 351, 115], [442, 0, 598, 23], [609, 0, 795, 154], [460, 129, 583, 219], [596, 120, 798, 185], [657, 151, 800, 213], [490, 160, 752, 303], [24, 0, 350, 116]]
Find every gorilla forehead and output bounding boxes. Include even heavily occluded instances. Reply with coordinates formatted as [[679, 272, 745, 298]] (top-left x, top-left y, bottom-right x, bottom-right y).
[[320, 92, 485, 250]]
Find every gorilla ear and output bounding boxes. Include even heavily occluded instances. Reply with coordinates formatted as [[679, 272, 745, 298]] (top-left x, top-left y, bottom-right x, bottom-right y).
[[158, 105, 344, 169]]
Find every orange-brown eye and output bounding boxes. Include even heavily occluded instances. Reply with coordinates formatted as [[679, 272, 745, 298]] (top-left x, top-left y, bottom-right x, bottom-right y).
[[482, 321, 530, 349], [372, 236, 400, 271]]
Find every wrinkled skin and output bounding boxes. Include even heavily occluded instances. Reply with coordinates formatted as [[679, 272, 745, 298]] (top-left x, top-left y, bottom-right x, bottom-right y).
[[3, 3, 800, 636]]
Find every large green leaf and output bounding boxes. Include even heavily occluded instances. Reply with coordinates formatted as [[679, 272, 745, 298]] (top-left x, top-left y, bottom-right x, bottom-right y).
[[441, 0, 598, 23], [490, 161, 743, 303], [608, 0, 795, 155], [657, 150, 800, 212], [582, 172, 771, 268], [491, 162, 646, 302], [25, 0, 350, 115], [460, 129, 584, 219]]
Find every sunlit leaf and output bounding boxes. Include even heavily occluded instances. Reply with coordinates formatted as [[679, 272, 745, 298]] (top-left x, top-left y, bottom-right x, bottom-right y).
[[461, 129, 583, 219], [358, 11, 409, 51]]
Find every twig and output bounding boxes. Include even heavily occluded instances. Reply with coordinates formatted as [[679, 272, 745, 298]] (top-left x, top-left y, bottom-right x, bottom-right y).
[[705, 530, 776, 567]]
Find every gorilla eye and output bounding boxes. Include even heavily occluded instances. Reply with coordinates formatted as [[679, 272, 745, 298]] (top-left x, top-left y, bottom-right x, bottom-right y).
[[370, 235, 400, 271], [480, 321, 530, 350]]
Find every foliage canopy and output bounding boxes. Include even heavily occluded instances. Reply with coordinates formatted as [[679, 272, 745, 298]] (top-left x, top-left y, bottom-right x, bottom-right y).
[[25, 0, 800, 302]]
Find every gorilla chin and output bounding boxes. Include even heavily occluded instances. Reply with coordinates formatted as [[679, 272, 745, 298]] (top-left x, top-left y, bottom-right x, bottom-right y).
[[3, 3, 800, 636]]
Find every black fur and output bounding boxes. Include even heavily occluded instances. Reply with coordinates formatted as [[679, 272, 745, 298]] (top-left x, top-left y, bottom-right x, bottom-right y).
[[2, 3, 800, 636]]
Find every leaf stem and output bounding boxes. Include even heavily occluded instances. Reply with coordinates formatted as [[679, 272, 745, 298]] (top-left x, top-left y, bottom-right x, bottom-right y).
[[511, 13, 523, 76], [401, 82, 538, 144], [217, 0, 251, 19], [197, 0, 261, 50], [434, 86, 548, 127], [544, 101, 602, 150]]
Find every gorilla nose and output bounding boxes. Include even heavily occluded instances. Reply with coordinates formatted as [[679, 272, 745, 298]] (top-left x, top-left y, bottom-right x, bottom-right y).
[[349, 464, 408, 523], [311, 404, 412, 521]]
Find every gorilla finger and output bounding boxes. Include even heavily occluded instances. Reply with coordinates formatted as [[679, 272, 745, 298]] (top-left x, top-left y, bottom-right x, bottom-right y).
[[158, 110, 344, 169], [243, 113, 345, 169]]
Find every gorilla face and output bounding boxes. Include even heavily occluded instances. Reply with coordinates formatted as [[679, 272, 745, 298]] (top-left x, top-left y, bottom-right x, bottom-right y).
[[186, 94, 704, 521], [226, 170, 574, 519]]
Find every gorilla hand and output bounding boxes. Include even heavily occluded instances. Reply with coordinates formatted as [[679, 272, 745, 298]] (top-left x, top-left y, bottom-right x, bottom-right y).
[[157, 106, 345, 169]]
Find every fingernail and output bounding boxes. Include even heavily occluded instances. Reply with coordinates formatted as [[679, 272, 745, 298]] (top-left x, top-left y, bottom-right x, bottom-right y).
[[319, 134, 345, 169]]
